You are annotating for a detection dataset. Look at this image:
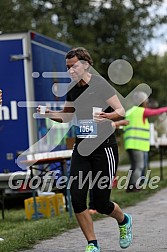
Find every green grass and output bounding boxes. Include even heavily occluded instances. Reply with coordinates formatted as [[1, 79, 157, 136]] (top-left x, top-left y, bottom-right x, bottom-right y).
[[112, 168, 167, 208], [0, 167, 167, 252]]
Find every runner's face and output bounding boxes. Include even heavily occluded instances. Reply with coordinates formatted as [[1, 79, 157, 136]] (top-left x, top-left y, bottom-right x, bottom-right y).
[[66, 56, 87, 81]]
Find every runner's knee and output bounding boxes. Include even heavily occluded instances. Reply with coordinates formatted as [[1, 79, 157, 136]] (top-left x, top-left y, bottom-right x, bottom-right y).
[[94, 200, 115, 215], [71, 198, 87, 213]]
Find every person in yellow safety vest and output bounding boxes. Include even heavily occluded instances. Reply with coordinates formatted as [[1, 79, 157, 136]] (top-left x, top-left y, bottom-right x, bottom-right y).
[[123, 91, 167, 192]]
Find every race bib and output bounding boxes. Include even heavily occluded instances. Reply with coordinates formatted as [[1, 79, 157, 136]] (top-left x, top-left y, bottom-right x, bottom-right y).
[[77, 119, 97, 138]]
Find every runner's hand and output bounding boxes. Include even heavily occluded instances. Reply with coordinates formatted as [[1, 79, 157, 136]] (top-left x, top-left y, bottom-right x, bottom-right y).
[[37, 105, 50, 114], [93, 112, 108, 123]]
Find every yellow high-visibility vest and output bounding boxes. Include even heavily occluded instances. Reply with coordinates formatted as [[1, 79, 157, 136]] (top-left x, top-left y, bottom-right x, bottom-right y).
[[123, 106, 150, 151]]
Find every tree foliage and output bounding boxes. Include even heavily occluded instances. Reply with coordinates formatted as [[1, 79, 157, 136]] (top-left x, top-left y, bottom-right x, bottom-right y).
[[134, 53, 167, 106]]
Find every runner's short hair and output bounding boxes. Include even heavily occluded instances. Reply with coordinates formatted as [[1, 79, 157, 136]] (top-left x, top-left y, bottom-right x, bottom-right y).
[[65, 47, 93, 66]]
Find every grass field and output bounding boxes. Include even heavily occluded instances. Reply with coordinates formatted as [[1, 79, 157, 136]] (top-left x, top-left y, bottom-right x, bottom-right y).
[[0, 167, 167, 252]]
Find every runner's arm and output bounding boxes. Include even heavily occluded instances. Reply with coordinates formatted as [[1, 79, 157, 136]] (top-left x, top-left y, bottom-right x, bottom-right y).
[[100, 94, 125, 121], [37, 101, 75, 123]]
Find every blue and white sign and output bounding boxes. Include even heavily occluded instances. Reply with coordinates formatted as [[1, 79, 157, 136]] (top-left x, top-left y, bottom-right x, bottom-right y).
[[77, 119, 97, 138]]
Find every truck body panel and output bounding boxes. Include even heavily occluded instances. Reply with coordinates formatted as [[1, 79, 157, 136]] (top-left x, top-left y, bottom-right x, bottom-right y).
[[0, 32, 71, 175]]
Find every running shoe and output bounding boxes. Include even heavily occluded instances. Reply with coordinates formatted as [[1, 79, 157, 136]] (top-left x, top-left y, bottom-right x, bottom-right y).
[[119, 213, 133, 249], [85, 243, 100, 252]]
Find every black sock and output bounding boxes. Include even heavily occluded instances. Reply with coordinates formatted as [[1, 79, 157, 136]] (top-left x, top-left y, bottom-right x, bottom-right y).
[[118, 214, 128, 226], [88, 240, 98, 247]]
